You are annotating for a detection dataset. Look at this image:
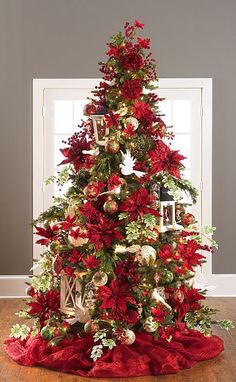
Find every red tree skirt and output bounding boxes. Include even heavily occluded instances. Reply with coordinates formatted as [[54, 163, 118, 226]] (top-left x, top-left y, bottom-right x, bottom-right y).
[[4, 330, 224, 377]]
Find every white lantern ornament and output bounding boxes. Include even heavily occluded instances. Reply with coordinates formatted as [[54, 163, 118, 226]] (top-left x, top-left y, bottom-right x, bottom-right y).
[[159, 188, 176, 233], [90, 108, 109, 146]]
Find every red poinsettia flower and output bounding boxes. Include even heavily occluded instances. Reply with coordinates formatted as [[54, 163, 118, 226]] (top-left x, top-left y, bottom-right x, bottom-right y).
[[166, 285, 205, 320], [151, 305, 168, 323], [119, 187, 160, 220], [60, 215, 77, 230], [27, 290, 60, 326], [69, 227, 87, 239], [97, 280, 136, 313], [35, 224, 59, 246], [64, 266, 76, 278], [121, 79, 142, 100], [84, 181, 106, 199], [123, 123, 136, 138], [148, 140, 185, 178], [68, 248, 84, 264], [158, 244, 174, 263], [59, 131, 92, 172], [79, 201, 100, 223], [114, 257, 139, 284], [82, 255, 100, 269], [133, 101, 154, 127], [137, 37, 150, 49], [134, 20, 145, 29], [86, 214, 124, 250], [104, 111, 120, 128], [177, 240, 205, 271], [106, 44, 124, 58]]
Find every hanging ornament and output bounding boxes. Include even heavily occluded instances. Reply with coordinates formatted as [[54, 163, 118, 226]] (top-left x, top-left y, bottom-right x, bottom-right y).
[[151, 288, 172, 310], [68, 230, 89, 247], [41, 326, 54, 340], [65, 296, 91, 324], [52, 254, 63, 275], [118, 105, 128, 116], [154, 273, 161, 283], [136, 245, 156, 266], [120, 149, 145, 177], [161, 269, 174, 283], [143, 317, 159, 333], [83, 282, 97, 313], [83, 102, 97, 116], [25, 285, 35, 297], [173, 289, 185, 304], [84, 320, 100, 334], [138, 303, 143, 318], [82, 147, 100, 156], [103, 197, 118, 214], [124, 117, 139, 130], [92, 271, 108, 287], [181, 213, 195, 226], [105, 138, 120, 154], [84, 183, 101, 199], [121, 329, 136, 345]]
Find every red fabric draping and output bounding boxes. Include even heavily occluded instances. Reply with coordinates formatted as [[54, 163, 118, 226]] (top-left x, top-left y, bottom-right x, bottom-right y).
[[4, 330, 224, 377]]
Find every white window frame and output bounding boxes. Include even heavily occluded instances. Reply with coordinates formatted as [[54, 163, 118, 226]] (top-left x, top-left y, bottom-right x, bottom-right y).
[[33, 78, 235, 296]]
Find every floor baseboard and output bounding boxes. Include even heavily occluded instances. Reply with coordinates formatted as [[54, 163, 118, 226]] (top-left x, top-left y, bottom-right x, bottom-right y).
[[0, 276, 29, 297]]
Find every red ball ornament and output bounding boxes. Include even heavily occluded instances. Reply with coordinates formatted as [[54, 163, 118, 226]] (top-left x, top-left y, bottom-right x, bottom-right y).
[[84, 184, 100, 199], [52, 254, 63, 275], [26, 285, 35, 297], [181, 213, 195, 226], [83, 103, 97, 116], [103, 198, 118, 214], [84, 321, 100, 334], [105, 139, 120, 154]]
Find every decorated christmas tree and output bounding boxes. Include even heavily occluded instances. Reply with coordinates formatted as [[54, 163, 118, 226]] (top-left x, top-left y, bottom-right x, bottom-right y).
[[5, 21, 233, 377]]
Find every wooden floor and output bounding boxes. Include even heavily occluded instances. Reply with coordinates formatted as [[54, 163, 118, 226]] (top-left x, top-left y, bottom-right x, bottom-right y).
[[0, 298, 235, 382]]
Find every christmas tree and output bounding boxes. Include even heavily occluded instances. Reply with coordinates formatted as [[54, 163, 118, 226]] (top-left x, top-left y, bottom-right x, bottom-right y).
[[5, 21, 233, 377]]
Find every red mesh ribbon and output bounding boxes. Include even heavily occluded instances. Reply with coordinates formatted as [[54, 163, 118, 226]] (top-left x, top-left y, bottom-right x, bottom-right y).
[[4, 330, 224, 377]]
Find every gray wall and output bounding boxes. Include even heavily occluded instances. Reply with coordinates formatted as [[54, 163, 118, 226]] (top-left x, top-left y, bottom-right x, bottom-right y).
[[0, 0, 235, 275]]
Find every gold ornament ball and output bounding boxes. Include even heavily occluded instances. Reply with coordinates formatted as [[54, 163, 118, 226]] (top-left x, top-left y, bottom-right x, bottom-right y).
[[105, 139, 120, 154], [92, 271, 108, 287], [118, 106, 128, 116], [41, 326, 54, 340], [136, 245, 156, 266], [143, 317, 159, 333], [103, 198, 118, 214], [162, 269, 174, 283], [121, 329, 136, 345], [84, 321, 100, 334]]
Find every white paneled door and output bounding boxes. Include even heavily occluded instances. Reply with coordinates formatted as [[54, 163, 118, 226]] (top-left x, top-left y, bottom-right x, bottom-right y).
[[33, 78, 236, 296]]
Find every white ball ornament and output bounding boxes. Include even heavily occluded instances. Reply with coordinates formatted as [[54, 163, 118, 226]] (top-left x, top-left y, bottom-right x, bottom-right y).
[[92, 271, 108, 287], [136, 245, 156, 266], [118, 106, 128, 116], [125, 117, 139, 130], [121, 329, 136, 345], [143, 316, 159, 333]]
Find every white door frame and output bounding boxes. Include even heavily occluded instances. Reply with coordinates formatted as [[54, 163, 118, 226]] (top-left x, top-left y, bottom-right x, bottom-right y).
[[31, 78, 235, 297]]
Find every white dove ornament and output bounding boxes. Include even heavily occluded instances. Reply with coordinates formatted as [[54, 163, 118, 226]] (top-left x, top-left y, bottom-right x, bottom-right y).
[[82, 147, 100, 156], [65, 296, 90, 324], [120, 149, 145, 178], [151, 288, 172, 310]]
